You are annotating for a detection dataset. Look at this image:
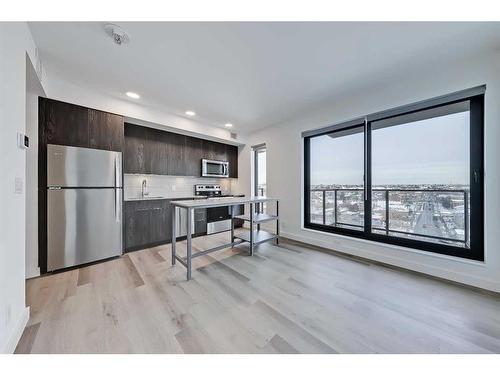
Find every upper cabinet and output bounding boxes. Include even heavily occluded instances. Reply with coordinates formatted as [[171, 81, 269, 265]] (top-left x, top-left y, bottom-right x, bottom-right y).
[[88, 109, 124, 152], [39, 98, 124, 152], [38, 99, 238, 178], [124, 123, 238, 178], [227, 144, 238, 178], [123, 124, 147, 173], [184, 136, 203, 177], [202, 139, 227, 161], [40, 99, 89, 148], [165, 131, 186, 176]]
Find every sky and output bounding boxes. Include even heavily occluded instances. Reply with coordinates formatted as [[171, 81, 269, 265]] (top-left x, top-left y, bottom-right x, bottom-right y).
[[257, 150, 266, 185], [310, 111, 470, 186]]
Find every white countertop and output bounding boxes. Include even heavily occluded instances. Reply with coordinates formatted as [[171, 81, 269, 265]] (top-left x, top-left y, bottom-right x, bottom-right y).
[[170, 196, 278, 209], [124, 196, 205, 202], [125, 194, 246, 202]]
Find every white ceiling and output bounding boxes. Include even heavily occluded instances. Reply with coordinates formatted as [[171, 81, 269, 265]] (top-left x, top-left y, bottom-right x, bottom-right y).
[[29, 22, 500, 133]]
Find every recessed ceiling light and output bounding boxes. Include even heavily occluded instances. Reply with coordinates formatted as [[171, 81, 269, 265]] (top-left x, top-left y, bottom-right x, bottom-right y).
[[225, 123, 233, 128], [185, 110, 196, 116], [126, 92, 140, 99]]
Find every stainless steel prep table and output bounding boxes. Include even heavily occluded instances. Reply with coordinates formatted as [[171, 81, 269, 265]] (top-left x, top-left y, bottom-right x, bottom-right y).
[[170, 196, 279, 280]]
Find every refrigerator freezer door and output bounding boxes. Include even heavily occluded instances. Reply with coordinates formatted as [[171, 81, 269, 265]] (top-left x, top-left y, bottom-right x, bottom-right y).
[[47, 144, 122, 188], [47, 188, 123, 271]]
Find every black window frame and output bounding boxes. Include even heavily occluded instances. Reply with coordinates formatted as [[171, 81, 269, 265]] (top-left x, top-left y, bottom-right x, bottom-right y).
[[303, 87, 484, 261]]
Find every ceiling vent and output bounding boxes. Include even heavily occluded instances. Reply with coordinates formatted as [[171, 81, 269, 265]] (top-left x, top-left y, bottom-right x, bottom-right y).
[[104, 24, 130, 46]]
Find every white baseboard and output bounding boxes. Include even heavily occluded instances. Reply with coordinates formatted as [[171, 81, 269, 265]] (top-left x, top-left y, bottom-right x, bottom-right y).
[[26, 267, 40, 280], [2, 307, 30, 354]]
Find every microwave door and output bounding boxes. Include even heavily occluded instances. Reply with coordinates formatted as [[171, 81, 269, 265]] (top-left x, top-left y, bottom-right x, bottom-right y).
[[206, 162, 221, 176], [202, 159, 229, 177]]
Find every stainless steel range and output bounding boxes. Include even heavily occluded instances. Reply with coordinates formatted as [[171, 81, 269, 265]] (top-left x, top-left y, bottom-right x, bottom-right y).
[[195, 184, 232, 234], [194, 184, 223, 197]]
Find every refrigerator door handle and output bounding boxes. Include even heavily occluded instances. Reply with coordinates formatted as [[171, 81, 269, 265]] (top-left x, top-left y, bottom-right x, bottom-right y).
[[114, 154, 121, 222], [115, 188, 121, 223], [115, 155, 121, 188]]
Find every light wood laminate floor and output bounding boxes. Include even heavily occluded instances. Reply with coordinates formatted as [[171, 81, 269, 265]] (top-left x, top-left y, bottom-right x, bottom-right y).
[[16, 231, 500, 353]]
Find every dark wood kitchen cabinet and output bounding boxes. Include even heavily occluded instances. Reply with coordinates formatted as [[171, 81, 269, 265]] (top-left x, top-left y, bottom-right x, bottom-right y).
[[202, 139, 226, 161], [227, 144, 238, 178], [40, 98, 89, 148], [184, 136, 203, 176], [39, 98, 124, 152], [124, 124, 147, 173], [124, 199, 207, 252], [124, 123, 238, 178], [124, 202, 152, 249], [194, 208, 207, 235], [145, 127, 168, 175], [165, 132, 185, 176], [88, 109, 124, 152], [148, 202, 171, 245], [124, 199, 171, 251]]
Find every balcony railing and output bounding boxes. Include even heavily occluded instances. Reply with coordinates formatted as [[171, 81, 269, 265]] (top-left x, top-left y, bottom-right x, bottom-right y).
[[256, 186, 266, 213], [309, 188, 468, 246]]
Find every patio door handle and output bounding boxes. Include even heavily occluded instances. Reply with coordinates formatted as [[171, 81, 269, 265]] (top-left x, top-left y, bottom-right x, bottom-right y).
[[473, 169, 481, 183]]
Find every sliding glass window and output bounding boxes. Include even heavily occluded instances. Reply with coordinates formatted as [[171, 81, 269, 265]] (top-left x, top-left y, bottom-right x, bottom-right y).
[[308, 126, 365, 231], [304, 87, 484, 260]]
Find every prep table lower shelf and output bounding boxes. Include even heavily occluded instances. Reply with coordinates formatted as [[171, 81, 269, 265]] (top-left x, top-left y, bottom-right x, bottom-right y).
[[170, 196, 279, 280], [234, 229, 278, 245]]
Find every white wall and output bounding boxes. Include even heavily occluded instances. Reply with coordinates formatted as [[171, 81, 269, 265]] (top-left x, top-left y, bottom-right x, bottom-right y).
[[25, 57, 46, 279], [0, 22, 46, 353], [237, 52, 500, 293]]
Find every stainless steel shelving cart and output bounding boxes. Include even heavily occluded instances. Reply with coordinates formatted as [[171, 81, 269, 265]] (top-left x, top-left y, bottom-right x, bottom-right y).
[[170, 196, 279, 280], [233, 204, 279, 255]]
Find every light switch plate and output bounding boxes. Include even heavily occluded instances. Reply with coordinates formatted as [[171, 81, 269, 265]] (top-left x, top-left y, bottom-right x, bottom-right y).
[[14, 177, 23, 194]]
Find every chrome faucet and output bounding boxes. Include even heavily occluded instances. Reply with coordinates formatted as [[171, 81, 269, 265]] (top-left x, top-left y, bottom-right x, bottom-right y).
[[141, 179, 149, 197]]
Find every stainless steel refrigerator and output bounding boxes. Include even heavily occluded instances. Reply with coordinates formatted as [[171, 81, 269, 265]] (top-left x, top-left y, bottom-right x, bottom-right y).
[[47, 144, 123, 272]]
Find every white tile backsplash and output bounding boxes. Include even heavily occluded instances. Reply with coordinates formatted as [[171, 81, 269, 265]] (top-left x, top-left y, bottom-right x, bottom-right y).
[[124, 174, 233, 200]]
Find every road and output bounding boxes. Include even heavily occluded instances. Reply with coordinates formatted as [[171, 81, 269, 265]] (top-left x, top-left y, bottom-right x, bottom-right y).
[[413, 201, 443, 238]]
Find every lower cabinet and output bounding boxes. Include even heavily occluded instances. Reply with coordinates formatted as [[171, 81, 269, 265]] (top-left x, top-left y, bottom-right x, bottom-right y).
[[124, 199, 207, 251], [124, 199, 243, 252], [124, 200, 171, 251], [194, 208, 207, 235]]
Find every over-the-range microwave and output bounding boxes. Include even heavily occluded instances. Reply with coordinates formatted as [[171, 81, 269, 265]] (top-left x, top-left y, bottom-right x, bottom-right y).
[[201, 159, 229, 178]]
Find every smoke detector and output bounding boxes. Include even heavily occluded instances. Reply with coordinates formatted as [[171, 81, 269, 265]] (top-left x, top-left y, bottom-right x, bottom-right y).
[[104, 24, 130, 46]]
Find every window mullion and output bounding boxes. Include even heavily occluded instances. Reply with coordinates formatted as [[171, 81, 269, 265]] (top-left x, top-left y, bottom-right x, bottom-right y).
[[364, 117, 372, 235]]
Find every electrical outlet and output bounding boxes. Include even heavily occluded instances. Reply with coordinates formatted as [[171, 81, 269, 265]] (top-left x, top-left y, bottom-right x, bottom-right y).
[[14, 177, 23, 194]]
